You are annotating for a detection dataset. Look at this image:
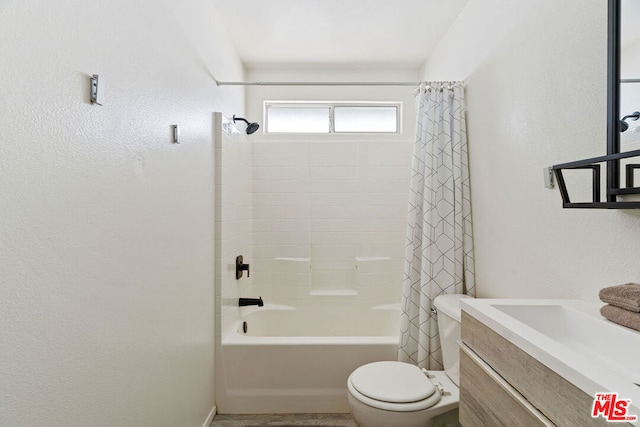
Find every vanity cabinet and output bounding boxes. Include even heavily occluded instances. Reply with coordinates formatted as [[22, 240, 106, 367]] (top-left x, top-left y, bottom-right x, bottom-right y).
[[459, 311, 633, 427]]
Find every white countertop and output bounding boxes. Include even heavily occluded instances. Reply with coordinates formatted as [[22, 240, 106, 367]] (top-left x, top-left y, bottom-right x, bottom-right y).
[[461, 298, 640, 425]]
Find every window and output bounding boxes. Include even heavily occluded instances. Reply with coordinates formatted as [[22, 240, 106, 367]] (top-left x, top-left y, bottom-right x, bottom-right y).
[[265, 102, 400, 134], [267, 106, 330, 133]]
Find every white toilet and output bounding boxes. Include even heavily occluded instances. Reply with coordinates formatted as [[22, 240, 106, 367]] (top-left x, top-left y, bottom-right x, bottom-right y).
[[347, 294, 471, 427]]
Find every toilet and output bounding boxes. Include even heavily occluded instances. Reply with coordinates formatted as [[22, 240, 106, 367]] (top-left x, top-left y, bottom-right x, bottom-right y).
[[347, 294, 471, 427]]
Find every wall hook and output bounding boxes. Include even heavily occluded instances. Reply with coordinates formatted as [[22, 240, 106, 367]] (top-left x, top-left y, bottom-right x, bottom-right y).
[[172, 125, 180, 144], [90, 74, 104, 106]]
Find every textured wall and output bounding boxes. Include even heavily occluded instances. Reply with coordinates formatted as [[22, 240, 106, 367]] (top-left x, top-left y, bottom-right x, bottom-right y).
[[422, 0, 640, 301], [0, 1, 244, 426]]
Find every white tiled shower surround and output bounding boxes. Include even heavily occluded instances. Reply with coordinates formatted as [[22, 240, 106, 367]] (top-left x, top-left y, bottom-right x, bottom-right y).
[[249, 139, 413, 307], [214, 106, 416, 337], [243, 68, 418, 311]]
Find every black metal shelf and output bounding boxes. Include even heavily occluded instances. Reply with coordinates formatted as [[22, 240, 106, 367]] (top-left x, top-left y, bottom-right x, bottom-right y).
[[559, 202, 640, 209], [552, 149, 640, 209]]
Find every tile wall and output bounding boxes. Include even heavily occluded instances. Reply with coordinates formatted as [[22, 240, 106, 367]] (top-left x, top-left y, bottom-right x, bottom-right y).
[[249, 138, 413, 307]]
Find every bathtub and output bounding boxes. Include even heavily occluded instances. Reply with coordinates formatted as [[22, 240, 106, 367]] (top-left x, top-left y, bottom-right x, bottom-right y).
[[216, 304, 400, 413]]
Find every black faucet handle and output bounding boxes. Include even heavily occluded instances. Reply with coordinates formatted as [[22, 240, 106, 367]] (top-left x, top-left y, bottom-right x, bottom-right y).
[[236, 255, 250, 279]]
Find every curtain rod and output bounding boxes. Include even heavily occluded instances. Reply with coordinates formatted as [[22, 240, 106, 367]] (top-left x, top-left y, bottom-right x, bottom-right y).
[[214, 80, 422, 87]]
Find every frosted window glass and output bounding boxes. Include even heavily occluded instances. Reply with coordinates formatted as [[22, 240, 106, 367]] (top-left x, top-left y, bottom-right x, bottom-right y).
[[334, 106, 397, 133], [267, 107, 330, 133]]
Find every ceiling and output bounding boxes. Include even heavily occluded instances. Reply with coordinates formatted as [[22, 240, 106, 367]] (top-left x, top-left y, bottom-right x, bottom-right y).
[[211, 0, 470, 69]]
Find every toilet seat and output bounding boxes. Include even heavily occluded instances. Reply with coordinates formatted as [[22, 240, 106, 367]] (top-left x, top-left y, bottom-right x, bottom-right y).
[[347, 361, 442, 412]]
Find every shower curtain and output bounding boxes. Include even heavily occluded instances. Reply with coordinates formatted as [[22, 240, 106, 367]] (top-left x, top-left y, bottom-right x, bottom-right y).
[[398, 81, 475, 370]]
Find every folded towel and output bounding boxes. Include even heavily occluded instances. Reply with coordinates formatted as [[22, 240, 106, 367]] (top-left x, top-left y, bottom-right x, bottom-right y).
[[601, 304, 640, 332], [598, 283, 640, 312]]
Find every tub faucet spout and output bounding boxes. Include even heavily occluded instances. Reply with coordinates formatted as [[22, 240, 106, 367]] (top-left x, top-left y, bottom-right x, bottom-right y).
[[239, 297, 264, 307]]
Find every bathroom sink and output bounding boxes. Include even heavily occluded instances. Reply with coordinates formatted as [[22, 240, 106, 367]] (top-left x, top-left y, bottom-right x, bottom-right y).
[[460, 299, 640, 419]]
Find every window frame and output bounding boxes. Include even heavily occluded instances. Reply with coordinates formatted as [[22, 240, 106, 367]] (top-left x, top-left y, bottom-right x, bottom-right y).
[[264, 101, 402, 135]]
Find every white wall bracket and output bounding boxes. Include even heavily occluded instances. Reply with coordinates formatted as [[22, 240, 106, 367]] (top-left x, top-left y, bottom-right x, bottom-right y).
[[90, 74, 104, 106], [544, 166, 554, 189], [172, 125, 180, 144]]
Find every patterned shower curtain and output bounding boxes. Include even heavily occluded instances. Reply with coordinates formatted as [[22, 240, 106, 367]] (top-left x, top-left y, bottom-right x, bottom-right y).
[[398, 81, 475, 370]]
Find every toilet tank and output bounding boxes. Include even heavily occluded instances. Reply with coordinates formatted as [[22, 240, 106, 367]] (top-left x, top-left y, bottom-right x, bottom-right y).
[[433, 294, 472, 386]]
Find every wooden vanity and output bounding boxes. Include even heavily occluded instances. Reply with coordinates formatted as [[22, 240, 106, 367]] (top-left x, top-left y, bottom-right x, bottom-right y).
[[459, 310, 635, 426]]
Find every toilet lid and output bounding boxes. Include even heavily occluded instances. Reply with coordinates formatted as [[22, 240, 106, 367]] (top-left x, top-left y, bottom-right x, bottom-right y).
[[350, 361, 437, 403]]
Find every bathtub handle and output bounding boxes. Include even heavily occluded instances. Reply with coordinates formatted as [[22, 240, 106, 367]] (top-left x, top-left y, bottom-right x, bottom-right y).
[[236, 255, 250, 280]]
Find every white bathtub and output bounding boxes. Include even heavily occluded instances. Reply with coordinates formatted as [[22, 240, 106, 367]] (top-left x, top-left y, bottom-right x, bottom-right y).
[[216, 304, 400, 413]]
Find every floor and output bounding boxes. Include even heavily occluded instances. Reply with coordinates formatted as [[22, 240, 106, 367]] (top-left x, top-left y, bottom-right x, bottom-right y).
[[209, 413, 357, 427]]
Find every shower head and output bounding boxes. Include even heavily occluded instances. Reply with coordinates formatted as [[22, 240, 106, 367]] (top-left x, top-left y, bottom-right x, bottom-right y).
[[246, 122, 260, 135], [233, 115, 260, 135]]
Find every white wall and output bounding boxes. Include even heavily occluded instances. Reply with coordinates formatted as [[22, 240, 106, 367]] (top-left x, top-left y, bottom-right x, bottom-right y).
[[421, 0, 640, 301], [0, 1, 244, 426], [213, 114, 253, 412], [245, 68, 416, 307], [214, 115, 253, 339]]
